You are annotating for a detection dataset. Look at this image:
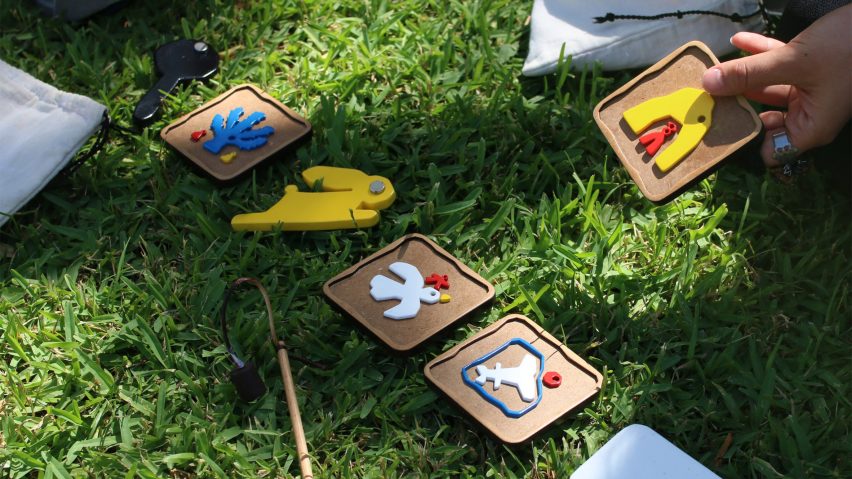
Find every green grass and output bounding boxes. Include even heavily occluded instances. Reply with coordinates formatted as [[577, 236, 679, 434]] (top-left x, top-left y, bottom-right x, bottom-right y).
[[1, 0, 850, 477]]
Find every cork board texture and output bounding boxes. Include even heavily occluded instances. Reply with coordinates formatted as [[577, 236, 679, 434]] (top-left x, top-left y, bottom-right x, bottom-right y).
[[594, 41, 761, 202], [161, 84, 311, 181], [323, 234, 495, 351], [425, 315, 602, 444]]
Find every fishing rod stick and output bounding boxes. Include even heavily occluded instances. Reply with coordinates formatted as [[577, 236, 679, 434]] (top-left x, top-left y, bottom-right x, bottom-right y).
[[276, 341, 313, 479], [227, 278, 313, 479]]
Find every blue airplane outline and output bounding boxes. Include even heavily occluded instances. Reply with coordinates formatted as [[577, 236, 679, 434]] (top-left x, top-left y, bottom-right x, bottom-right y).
[[461, 337, 545, 418]]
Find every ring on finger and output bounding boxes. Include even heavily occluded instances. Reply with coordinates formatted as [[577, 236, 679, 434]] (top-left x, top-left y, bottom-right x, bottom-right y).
[[771, 130, 799, 165]]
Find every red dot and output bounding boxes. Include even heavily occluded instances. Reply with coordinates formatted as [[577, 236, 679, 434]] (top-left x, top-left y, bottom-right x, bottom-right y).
[[543, 371, 562, 388]]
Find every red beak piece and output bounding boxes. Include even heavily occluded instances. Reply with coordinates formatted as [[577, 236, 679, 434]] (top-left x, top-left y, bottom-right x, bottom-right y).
[[638, 121, 679, 156], [639, 130, 666, 156]]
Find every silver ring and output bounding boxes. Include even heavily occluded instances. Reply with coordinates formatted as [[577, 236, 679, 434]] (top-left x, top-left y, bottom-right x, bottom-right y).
[[772, 130, 799, 165]]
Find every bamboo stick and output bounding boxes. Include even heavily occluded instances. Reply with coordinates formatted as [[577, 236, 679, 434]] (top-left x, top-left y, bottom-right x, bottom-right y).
[[277, 343, 313, 479]]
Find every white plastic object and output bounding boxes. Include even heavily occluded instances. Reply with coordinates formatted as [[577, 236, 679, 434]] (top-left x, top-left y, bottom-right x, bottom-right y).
[[369, 262, 440, 320], [475, 353, 539, 402], [571, 424, 722, 479]]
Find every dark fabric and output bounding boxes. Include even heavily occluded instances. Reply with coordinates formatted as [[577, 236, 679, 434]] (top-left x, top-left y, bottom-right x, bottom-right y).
[[776, 0, 851, 41], [34, 0, 128, 21]]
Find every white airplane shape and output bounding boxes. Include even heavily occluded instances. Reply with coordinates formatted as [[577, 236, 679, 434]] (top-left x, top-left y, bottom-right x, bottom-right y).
[[475, 353, 539, 402], [370, 262, 450, 320]]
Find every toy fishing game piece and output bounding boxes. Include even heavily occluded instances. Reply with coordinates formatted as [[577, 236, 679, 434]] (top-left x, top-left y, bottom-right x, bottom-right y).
[[203, 107, 275, 154], [425, 315, 602, 444], [231, 166, 395, 231], [624, 88, 714, 172], [134, 39, 219, 126], [324, 234, 494, 351], [462, 338, 545, 418], [369, 262, 451, 320], [161, 84, 311, 181], [219, 278, 313, 479], [593, 41, 761, 203]]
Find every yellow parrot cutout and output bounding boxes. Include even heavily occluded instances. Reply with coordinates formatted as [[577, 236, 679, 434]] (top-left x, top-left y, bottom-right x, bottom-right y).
[[231, 166, 396, 231], [623, 87, 715, 172]]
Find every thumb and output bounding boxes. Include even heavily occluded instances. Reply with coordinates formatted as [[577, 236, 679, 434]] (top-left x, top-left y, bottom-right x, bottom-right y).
[[702, 46, 799, 96]]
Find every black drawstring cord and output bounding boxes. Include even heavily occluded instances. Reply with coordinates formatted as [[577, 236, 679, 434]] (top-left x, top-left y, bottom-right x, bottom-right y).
[[594, 8, 763, 24], [66, 110, 111, 173], [65, 111, 135, 174]]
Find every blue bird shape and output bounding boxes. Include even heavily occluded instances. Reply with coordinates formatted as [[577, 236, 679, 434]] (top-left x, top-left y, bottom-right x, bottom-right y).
[[203, 107, 275, 154]]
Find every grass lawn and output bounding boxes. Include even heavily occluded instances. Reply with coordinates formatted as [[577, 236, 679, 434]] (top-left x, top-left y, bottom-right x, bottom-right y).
[[1, 0, 850, 477]]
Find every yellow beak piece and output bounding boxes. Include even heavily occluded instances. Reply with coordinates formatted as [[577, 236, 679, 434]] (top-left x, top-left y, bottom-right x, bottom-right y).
[[439, 294, 452, 304]]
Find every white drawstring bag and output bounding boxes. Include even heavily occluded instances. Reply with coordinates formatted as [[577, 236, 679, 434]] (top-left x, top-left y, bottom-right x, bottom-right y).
[[522, 0, 765, 76], [0, 58, 106, 227]]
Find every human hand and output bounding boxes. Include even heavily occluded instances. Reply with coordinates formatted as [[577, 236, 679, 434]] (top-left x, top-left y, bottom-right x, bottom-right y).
[[701, 4, 851, 168]]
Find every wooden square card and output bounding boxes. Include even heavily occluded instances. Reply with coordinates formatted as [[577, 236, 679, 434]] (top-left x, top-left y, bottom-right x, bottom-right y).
[[161, 84, 311, 181], [593, 41, 761, 202], [323, 234, 495, 352], [425, 315, 602, 444]]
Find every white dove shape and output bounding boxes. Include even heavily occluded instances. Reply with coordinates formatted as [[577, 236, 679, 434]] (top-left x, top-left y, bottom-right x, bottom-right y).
[[475, 353, 539, 402], [370, 262, 441, 320]]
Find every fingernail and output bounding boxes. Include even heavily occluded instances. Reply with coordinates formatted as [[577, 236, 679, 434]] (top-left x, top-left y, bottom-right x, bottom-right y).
[[702, 68, 724, 92], [729, 35, 735, 46]]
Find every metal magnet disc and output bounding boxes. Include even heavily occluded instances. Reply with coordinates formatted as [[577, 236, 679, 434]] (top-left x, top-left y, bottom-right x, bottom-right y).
[[369, 180, 386, 194]]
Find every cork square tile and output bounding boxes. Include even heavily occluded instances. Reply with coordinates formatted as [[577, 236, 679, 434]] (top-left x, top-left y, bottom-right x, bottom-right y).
[[425, 314, 602, 444], [323, 234, 495, 352], [593, 41, 761, 203], [161, 84, 311, 181]]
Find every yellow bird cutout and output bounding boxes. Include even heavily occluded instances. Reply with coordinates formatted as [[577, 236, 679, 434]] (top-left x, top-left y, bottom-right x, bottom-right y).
[[231, 166, 396, 231], [623, 87, 715, 172]]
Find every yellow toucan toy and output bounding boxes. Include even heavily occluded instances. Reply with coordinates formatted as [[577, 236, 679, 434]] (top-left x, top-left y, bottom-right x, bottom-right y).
[[231, 166, 396, 231], [623, 87, 715, 172]]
